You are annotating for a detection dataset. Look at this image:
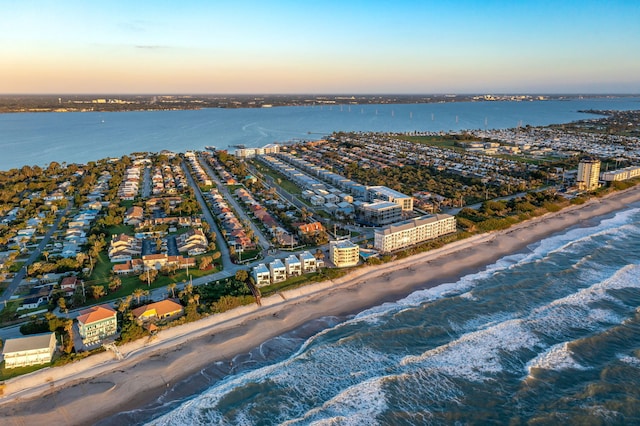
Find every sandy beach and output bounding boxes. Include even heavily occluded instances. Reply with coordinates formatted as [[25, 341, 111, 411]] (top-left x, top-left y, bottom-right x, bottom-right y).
[[2, 185, 640, 425]]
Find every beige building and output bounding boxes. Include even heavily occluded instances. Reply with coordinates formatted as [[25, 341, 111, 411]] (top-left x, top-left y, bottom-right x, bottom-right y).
[[374, 214, 457, 253], [577, 158, 601, 191], [77, 305, 118, 346], [367, 186, 413, 211], [2, 332, 56, 368], [330, 240, 360, 267], [601, 165, 640, 182], [358, 201, 402, 226]]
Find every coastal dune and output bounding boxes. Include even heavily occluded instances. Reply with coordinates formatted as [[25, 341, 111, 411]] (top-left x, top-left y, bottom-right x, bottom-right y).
[[2, 186, 640, 425]]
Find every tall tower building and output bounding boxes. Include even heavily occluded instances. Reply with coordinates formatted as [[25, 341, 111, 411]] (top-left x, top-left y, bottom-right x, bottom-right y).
[[577, 158, 601, 191]]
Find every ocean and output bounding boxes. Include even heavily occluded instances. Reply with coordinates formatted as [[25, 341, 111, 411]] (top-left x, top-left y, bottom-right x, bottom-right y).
[[97, 202, 640, 425], [1, 97, 639, 171]]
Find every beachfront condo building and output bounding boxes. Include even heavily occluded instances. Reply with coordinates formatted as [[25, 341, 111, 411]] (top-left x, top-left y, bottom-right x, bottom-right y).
[[77, 305, 118, 347], [367, 186, 413, 211], [601, 165, 640, 183], [374, 214, 457, 253], [330, 240, 360, 267], [2, 332, 56, 369], [577, 158, 601, 191], [253, 263, 271, 287], [269, 259, 287, 283], [285, 254, 302, 276], [357, 201, 403, 226], [299, 251, 317, 273]]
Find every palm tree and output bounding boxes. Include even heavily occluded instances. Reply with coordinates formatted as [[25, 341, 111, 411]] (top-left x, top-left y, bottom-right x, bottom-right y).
[[167, 283, 177, 298], [108, 276, 121, 293], [91, 285, 106, 300], [132, 288, 145, 305], [193, 294, 200, 306], [118, 295, 132, 313], [42, 251, 50, 262]]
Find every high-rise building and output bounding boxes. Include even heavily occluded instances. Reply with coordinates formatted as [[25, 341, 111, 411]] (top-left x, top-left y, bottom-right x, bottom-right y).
[[577, 158, 601, 191]]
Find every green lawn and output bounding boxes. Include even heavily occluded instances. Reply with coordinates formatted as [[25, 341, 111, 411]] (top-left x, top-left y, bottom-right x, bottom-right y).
[[260, 268, 351, 297], [0, 362, 50, 381]]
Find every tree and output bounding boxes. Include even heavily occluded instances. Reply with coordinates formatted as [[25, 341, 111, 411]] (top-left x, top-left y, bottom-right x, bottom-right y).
[[108, 276, 122, 293], [57, 297, 67, 314], [139, 268, 158, 286], [167, 282, 177, 298], [235, 269, 249, 283], [42, 251, 50, 262], [132, 288, 145, 305], [118, 295, 132, 313], [91, 285, 106, 300], [199, 256, 212, 270]]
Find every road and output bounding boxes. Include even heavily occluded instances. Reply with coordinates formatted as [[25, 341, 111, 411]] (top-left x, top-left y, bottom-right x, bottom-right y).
[[0, 201, 72, 304], [181, 160, 233, 271]]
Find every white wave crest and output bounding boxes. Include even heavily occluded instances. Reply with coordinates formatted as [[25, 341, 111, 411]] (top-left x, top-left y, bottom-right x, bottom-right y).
[[526, 342, 588, 375], [401, 319, 539, 381], [282, 377, 388, 426]]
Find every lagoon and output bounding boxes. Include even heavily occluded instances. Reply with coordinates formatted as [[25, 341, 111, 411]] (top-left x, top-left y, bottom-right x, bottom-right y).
[[1, 97, 639, 170]]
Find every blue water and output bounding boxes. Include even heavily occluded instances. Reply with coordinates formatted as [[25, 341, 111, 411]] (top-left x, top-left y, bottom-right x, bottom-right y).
[[1, 97, 639, 171], [97, 203, 640, 425]]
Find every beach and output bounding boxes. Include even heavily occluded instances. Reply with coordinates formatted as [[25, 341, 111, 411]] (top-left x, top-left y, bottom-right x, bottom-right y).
[[2, 185, 640, 425]]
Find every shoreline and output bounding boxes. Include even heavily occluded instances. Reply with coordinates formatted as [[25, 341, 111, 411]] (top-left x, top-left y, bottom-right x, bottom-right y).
[[2, 186, 640, 425]]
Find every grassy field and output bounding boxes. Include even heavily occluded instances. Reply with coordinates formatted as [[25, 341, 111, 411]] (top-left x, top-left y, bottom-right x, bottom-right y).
[[0, 362, 50, 381]]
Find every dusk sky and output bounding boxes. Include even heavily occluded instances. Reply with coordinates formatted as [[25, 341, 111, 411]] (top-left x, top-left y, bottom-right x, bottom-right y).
[[2, 0, 639, 94]]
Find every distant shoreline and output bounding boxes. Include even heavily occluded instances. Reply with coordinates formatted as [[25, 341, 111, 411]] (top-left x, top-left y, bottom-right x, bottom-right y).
[[1, 94, 633, 115], [3, 184, 640, 426]]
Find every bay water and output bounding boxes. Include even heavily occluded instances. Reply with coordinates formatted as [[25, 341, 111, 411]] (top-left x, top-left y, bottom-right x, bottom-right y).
[[1, 97, 639, 171]]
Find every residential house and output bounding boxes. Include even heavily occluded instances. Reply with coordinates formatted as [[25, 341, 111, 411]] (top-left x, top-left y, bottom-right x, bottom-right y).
[[60, 276, 80, 296], [108, 233, 142, 262], [132, 299, 184, 323], [112, 259, 144, 275], [176, 228, 208, 255], [124, 206, 144, 226]]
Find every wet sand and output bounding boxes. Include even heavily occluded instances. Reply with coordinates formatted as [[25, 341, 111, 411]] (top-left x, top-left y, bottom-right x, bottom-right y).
[[2, 186, 640, 425]]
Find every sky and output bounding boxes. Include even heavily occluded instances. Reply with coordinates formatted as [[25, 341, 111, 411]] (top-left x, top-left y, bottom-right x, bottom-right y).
[[1, 0, 639, 94]]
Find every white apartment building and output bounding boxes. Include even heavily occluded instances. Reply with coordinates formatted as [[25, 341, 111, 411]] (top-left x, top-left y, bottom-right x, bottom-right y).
[[2, 332, 56, 368], [269, 259, 287, 283], [285, 255, 302, 276], [298, 251, 317, 273], [253, 264, 271, 287], [374, 214, 457, 253]]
